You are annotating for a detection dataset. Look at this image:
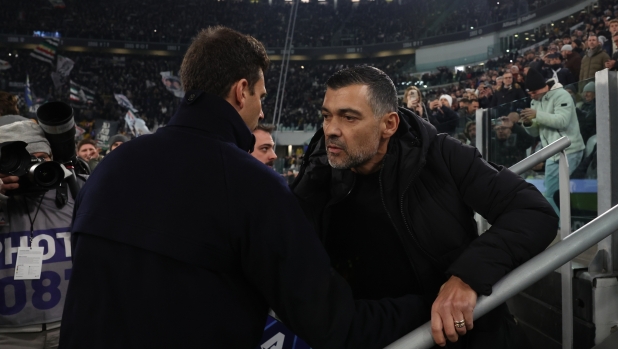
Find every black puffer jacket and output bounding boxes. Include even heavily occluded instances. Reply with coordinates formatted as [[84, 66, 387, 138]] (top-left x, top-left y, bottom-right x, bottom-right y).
[[292, 107, 557, 347]]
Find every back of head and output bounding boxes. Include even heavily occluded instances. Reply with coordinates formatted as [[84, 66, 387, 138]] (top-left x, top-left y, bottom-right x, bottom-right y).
[[326, 66, 398, 117], [180, 26, 270, 98], [0, 91, 19, 117]]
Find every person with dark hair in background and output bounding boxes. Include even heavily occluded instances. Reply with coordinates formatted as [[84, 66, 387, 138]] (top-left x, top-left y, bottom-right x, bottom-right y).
[[0, 119, 85, 349], [0, 91, 19, 117], [293, 65, 557, 348], [604, 32, 618, 71], [456, 98, 479, 135], [580, 34, 610, 83], [76, 139, 102, 173], [490, 115, 536, 168], [572, 38, 585, 56], [491, 72, 526, 107], [59, 27, 432, 349], [251, 124, 277, 168], [545, 53, 576, 86], [478, 83, 494, 109]]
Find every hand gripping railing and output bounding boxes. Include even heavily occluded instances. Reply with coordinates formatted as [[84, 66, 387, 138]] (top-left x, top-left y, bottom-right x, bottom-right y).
[[385, 203, 618, 349]]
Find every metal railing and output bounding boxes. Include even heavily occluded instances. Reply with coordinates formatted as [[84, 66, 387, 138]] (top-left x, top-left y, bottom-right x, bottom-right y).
[[509, 136, 571, 175], [385, 202, 618, 349], [386, 136, 580, 349]]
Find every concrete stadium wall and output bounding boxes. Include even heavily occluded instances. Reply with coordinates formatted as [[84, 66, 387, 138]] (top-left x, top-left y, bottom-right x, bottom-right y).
[[414, 0, 595, 71]]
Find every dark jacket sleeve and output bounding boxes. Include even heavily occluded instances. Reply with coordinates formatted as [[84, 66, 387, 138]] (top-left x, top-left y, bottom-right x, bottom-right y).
[[512, 123, 536, 151], [514, 87, 526, 101], [438, 136, 558, 295], [435, 106, 460, 135], [231, 168, 428, 349]]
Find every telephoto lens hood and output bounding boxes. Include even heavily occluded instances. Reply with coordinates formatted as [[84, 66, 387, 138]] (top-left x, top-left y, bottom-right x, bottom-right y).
[[37, 101, 76, 164]]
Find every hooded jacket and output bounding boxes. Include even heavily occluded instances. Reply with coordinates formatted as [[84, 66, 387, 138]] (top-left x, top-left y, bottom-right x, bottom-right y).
[[292, 108, 557, 346], [524, 82, 586, 160]]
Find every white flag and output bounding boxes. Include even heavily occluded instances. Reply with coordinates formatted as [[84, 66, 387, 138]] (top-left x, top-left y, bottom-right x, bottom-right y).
[[115, 94, 138, 113], [0, 59, 11, 71], [56, 55, 74, 77]]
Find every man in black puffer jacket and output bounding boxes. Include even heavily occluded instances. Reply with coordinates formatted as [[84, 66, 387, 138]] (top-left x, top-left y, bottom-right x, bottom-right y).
[[292, 66, 557, 348]]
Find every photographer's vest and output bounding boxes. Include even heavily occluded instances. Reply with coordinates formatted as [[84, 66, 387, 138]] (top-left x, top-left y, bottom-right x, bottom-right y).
[[0, 189, 73, 328]]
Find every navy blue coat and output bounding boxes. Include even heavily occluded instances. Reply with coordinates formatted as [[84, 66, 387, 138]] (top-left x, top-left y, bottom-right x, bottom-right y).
[[58, 92, 428, 349]]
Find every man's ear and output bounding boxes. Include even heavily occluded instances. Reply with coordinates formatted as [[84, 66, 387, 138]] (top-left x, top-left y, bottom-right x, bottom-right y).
[[381, 112, 399, 139], [230, 79, 249, 109]]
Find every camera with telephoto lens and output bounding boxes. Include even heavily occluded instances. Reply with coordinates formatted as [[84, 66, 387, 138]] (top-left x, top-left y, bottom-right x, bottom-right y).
[[0, 141, 66, 195], [0, 101, 83, 197]]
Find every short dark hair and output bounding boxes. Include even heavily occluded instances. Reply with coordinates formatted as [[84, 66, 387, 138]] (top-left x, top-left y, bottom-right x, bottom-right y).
[[77, 138, 97, 151], [180, 26, 270, 98], [326, 66, 398, 117], [0, 91, 19, 116], [255, 123, 275, 134]]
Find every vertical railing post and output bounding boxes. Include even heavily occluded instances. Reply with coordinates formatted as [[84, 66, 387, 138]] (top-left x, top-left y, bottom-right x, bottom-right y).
[[558, 151, 573, 349]]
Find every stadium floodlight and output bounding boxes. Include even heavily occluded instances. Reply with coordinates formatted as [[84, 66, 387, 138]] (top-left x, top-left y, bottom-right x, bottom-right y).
[[470, 27, 474, 29], [506, 50, 509, 52]]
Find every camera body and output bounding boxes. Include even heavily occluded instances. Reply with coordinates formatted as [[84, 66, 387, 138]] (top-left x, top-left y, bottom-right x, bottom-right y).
[[0, 141, 66, 196], [0, 101, 81, 197]]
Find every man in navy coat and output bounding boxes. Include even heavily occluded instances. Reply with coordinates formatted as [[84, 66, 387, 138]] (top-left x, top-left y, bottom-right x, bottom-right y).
[[58, 27, 430, 349]]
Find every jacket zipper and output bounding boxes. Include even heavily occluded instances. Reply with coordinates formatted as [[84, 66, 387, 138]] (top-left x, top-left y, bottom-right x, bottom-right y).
[[321, 174, 355, 246], [395, 160, 442, 268], [378, 161, 435, 294]]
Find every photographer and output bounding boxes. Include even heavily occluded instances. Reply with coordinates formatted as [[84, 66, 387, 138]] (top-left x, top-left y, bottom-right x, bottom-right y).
[[0, 119, 83, 349], [427, 94, 459, 136]]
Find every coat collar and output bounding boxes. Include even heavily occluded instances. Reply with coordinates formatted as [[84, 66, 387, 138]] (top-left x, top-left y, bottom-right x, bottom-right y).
[[167, 91, 255, 152]]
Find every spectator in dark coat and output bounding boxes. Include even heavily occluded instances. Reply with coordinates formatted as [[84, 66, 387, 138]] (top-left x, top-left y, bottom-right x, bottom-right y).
[[561, 45, 582, 79], [478, 83, 494, 109], [545, 53, 576, 86], [491, 72, 526, 107], [604, 32, 618, 71], [426, 94, 459, 136], [578, 82, 597, 145]]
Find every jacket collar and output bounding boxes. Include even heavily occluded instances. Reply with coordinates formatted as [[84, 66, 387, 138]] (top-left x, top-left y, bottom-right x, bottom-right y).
[[167, 91, 255, 152], [294, 107, 435, 202]]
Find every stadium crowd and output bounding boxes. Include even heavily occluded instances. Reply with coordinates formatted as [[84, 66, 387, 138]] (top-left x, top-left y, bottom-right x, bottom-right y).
[[2, 0, 562, 48], [0, 0, 614, 179]]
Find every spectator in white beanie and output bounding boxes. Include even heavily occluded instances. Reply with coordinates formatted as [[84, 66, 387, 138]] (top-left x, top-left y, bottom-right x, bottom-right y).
[[439, 94, 453, 108]]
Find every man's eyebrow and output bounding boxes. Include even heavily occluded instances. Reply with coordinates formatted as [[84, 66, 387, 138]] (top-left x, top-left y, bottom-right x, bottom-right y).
[[257, 142, 274, 147], [321, 107, 362, 116]]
